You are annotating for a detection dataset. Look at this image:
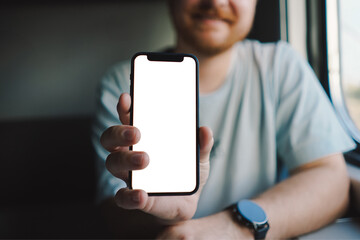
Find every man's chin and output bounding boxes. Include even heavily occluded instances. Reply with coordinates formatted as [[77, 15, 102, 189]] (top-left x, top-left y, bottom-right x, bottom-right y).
[[188, 39, 235, 57]]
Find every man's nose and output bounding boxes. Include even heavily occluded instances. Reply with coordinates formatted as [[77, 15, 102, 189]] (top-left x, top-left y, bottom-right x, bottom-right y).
[[200, 0, 229, 8]]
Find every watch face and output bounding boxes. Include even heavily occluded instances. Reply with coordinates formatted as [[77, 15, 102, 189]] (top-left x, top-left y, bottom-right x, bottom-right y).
[[237, 200, 268, 225]]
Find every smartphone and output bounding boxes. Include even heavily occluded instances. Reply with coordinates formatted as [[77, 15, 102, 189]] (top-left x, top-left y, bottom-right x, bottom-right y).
[[130, 52, 199, 195]]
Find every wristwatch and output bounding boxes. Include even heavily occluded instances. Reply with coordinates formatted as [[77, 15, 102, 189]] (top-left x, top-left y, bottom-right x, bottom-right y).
[[231, 200, 270, 240]]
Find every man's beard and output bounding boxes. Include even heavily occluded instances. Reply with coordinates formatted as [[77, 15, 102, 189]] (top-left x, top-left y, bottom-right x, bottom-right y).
[[177, 29, 239, 57]]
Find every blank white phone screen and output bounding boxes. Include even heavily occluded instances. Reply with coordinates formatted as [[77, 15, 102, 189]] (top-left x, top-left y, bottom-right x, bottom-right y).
[[132, 55, 197, 194]]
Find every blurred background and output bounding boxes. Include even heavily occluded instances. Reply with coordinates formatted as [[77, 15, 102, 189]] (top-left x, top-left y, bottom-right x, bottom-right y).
[[0, 1, 174, 120]]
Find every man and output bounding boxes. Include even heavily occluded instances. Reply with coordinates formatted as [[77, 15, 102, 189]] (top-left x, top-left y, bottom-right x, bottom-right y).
[[93, 0, 355, 238]]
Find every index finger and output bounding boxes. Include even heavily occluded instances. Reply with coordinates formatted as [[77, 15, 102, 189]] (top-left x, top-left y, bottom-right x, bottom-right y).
[[100, 125, 140, 152], [117, 93, 131, 125]]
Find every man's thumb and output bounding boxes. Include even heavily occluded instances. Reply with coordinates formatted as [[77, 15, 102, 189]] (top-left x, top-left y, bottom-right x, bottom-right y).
[[199, 126, 214, 162]]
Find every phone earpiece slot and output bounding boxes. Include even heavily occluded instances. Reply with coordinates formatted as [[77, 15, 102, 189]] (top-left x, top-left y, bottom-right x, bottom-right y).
[[147, 53, 184, 62]]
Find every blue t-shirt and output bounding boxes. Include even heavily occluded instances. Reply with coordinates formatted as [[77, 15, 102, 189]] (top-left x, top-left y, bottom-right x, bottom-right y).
[[92, 40, 355, 218]]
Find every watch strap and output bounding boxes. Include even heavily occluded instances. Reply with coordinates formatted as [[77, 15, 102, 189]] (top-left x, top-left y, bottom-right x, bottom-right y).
[[254, 222, 269, 240]]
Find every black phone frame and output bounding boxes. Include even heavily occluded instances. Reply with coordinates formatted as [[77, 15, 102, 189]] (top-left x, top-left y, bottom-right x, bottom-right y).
[[129, 52, 200, 196]]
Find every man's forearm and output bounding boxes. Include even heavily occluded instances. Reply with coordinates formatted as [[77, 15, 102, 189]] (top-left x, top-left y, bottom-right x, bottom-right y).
[[251, 153, 350, 239]]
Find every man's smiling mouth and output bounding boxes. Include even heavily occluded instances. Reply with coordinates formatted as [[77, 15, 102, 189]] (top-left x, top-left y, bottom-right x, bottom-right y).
[[192, 12, 234, 24], [192, 13, 233, 24]]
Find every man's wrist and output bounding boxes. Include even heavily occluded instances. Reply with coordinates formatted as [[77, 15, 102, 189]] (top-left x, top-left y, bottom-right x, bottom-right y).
[[223, 208, 254, 239]]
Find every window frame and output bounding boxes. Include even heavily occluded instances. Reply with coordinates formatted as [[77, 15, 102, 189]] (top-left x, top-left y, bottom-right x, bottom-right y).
[[325, 0, 360, 144], [307, 0, 360, 165]]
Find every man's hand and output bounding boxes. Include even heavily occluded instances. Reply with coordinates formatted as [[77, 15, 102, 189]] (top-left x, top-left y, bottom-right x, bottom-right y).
[[157, 210, 253, 240], [100, 93, 213, 222]]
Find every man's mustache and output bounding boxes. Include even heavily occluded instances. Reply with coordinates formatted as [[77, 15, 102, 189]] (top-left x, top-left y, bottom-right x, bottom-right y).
[[190, 7, 236, 23]]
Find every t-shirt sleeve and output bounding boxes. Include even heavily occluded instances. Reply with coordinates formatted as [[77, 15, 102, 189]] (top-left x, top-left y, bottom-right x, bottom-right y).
[[274, 42, 356, 170], [91, 62, 130, 203]]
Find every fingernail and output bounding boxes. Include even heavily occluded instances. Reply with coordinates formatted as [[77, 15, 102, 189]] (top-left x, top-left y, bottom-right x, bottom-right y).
[[132, 154, 143, 165], [132, 192, 140, 203], [122, 129, 134, 141]]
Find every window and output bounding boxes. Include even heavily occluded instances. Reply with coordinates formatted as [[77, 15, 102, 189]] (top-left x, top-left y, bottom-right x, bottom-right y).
[[284, 0, 360, 164], [327, 0, 360, 143]]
